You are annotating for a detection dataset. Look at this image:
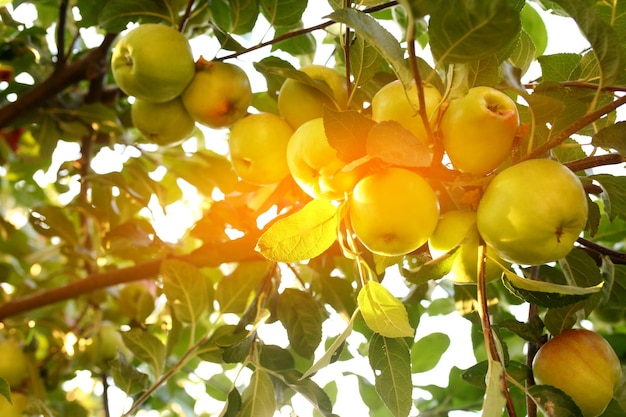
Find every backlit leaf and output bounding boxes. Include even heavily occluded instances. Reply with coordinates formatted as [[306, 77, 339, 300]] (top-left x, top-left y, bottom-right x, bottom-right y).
[[215, 261, 272, 314], [367, 121, 433, 168], [411, 332, 450, 373], [482, 360, 507, 417], [358, 281, 415, 338], [260, 0, 307, 27], [277, 288, 323, 358], [591, 174, 626, 221], [122, 328, 166, 378], [324, 108, 374, 163], [161, 259, 209, 324], [256, 199, 339, 263], [592, 121, 626, 154], [368, 334, 412, 417], [239, 370, 276, 417], [99, 0, 173, 32], [110, 352, 149, 395], [276, 369, 334, 416]]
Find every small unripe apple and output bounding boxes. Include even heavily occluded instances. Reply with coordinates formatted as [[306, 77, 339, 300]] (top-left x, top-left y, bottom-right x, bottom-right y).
[[278, 65, 348, 129], [182, 60, 252, 129], [532, 328, 622, 417], [440, 86, 519, 176], [371, 80, 442, 144], [228, 113, 293, 185], [476, 158, 588, 265], [131, 97, 196, 146], [84, 322, 133, 368], [349, 167, 440, 256], [0, 392, 28, 417], [428, 210, 507, 284], [111, 24, 195, 103], [0, 339, 29, 387]]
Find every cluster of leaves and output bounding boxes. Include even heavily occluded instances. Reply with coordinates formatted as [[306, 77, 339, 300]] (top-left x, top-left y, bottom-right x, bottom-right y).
[[0, 1, 625, 417]]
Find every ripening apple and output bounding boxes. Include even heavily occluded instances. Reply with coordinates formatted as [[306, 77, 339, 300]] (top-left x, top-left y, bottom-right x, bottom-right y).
[[131, 97, 196, 146], [349, 167, 440, 256], [286, 117, 363, 200], [532, 328, 622, 417], [0, 392, 28, 417], [228, 113, 293, 185], [182, 60, 253, 129], [111, 24, 195, 103], [278, 65, 348, 129], [428, 210, 507, 284], [0, 339, 29, 387], [476, 158, 588, 266], [371, 80, 442, 144], [439, 86, 519, 176]]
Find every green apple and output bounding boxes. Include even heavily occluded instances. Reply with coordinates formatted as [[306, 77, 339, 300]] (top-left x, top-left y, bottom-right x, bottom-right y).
[[476, 158, 588, 265], [532, 328, 622, 417], [228, 113, 293, 185], [287, 117, 363, 200], [0, 392, 28, 417], [349, 167, 440, 256], [84, 322, 133, 368], [0, 339, 28, 387], [439, 86, 519, 176], [371, 80, 442, 144], [182, 60, 252, 129], [429, 210, 507, 284], [118, 282, 155, 323], [278, 65, 348, 129], [131, 97, 196, 146], [111, 23, 195, 103]]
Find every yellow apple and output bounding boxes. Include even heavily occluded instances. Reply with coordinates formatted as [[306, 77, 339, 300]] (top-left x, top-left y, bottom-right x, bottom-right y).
[[439, 86, 519, 176], [278, 65, 348, 129], [182, 60, 252, 129], [532, 328, 622, 417], [371, 80, 442, 144], [0, 339, 28, 387], [476, 158, 588, 265], [131, 97, 196, 146], [228, 113, 293, 185], [429, 210, 507, 284], [286, 117, 363, 200], [111, 23, 195, 103], [0, 392, 28, 417], [349, 167, 440, 256]]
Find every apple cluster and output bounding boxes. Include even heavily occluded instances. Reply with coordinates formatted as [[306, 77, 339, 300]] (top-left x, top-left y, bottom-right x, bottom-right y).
[[111, 24, 253, 146]]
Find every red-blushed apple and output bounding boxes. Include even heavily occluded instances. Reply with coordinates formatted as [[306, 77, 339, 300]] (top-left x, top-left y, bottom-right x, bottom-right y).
[[532, 328, 622, 417], [371, 80, 442, 145], [439, 86, 519, 176], [228, 113, 293, 185], [476, 158, 588, 265], [182, 59, 252, 129], [111, 24, 195, 103], [349, 167, 440, 256]]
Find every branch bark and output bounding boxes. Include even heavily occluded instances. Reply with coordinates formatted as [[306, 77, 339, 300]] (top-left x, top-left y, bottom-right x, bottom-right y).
[[0, 33, 118, 129]]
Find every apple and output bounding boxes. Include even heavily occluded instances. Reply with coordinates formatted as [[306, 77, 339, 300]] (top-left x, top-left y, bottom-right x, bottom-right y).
[[349, 167, 440, 256], [532, 328, 622, 417], [118, 282, 156, 323], [0, 392, 28, 417], [428, 210, 507, 284], [371, 80, 442, 145], [0, 339, 29, 387], [278, 65, 348, 129], [182, 59, 252, 129], [111, 23, 195, 103], [476, 158, 588, 265], [228, 113, 293, 185], [84, 322, 133, 368], [439, 86, 519, 176], [286, 117, 363, 200], [131, 97, 196, 146]]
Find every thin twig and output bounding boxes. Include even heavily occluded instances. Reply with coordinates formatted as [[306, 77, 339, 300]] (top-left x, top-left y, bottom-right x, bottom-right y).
[[577, 237, 626, 261], [55, 0, 69, 71], [179, 0, 195, 32]]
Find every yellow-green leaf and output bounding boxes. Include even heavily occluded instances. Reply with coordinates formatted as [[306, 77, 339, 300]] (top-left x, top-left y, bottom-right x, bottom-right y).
[[357, 281, 414, 338], [256, 199, 339, 262], [239, 369, 276, 417]]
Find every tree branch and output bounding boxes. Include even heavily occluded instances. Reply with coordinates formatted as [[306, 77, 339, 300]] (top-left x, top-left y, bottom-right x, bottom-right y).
[[0, 33, 118, 130], [563, 153, 625, 172]]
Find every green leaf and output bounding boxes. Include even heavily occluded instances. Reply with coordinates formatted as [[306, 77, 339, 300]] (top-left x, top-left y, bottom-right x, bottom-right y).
[[239, 369, 276, 417], [276, 370, 335, 416], [592, 121, 626, 154], [411, 332, 450, 373], [590, 174, 626, 221], [529, 385, 584, 417], [482, 360, 507, 417], [327, 8, 412, 87], [256, 199, 339, 263], [521, 3, 548, 57], [110, 351, 149, 395], [29, 205, 78, 245], [259, 345, 295, 371], [99, 0, 174, 32], [368, 334, 412, 417], [324, 108, 374, 163], [349, 34, 384, 87], [499, 260, 603, 308], [537, 53, 582, 82], [428, 0, 521, 65], [222, 388, 243, 417], [0, 379, 10, 402], [210, 0, 259, 35], [358, 281, 415, 338], [367, 121, 433, 168], [259, 0, 307, 27], [277, 288, 323, 358], [302, 314, 355, 379], [161, 259, 209, 324], [121, 328, 166, 379], [317, 274, 357, 322], [215, 261, 271, 314]]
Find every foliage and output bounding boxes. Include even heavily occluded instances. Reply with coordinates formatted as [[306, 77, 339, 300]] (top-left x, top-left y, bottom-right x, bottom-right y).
[[0, 0, 625, 416]]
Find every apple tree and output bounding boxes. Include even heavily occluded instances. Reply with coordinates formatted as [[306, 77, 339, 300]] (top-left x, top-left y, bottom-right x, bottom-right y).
[[0, 0, 625, 416]]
